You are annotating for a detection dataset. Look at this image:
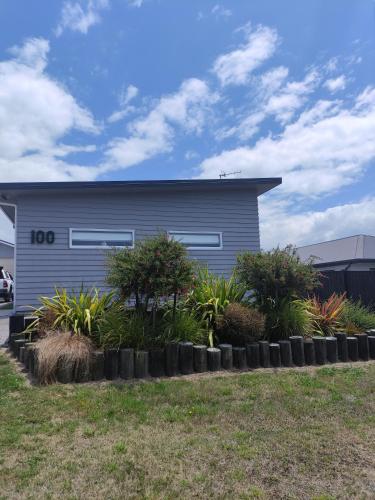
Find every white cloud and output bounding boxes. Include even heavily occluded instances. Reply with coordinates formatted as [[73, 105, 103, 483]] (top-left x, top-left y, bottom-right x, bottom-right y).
[[260, 197, 375, 249], [212, 24, 279, 86], [324, 75, 346, 93], [0, 38, 99, 181], [127, 0, 143, 6], [211, 5, 232, 18], [199, 87, 375, 197], [105, 78, 217, 169], [55, 0, 109, 36], [107, 84, 139, 123]]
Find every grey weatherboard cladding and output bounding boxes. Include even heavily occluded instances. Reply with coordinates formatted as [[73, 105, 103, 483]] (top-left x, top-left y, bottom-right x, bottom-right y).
[[0, 178, 281, 311]]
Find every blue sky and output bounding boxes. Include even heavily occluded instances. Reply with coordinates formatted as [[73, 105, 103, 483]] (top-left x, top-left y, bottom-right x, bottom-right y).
[[0, 0, 374, 248]]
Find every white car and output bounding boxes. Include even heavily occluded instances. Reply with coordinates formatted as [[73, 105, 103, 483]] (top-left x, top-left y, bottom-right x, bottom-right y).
[[0, 267, 14, 302]]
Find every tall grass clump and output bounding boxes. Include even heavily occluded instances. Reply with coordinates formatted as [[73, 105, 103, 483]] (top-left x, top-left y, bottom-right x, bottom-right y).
[[36, 331, 94, 385], [340, 300, 375, 333]]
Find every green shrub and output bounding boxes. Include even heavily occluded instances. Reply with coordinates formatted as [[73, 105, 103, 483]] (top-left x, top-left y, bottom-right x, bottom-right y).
[[216, 303, 265, 346], [339, 300, 375, 333], [97, 303, 150, 350], [185, 268, 247, 345], [236, 246, 320, 307], [107, 233, 194, 321], [30, 288, 113, 337], [160, 308, 207, 345], [266, 298, 312, 341]]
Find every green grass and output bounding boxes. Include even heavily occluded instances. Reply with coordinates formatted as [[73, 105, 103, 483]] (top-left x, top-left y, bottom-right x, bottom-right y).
[[0, 353, 375, 499]]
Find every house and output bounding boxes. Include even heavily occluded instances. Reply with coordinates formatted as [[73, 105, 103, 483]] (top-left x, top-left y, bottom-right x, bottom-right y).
[[0, 178, 281, 312], [0, 239, 14, 275], [296, 235, 375, 271]]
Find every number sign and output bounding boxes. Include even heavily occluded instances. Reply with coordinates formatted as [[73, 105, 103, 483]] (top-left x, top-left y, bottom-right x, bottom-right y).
[[31, 230, 55, 245]]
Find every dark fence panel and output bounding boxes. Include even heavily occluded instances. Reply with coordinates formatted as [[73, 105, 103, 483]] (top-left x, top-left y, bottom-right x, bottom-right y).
[[315, 270, 375, 308]]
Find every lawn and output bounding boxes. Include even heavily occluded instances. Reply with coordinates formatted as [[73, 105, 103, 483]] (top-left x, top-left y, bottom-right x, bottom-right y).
[[0, 353, 374, 499]]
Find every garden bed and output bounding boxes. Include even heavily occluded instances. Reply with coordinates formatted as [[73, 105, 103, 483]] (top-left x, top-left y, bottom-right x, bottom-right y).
[[8, 314, 375, 384]]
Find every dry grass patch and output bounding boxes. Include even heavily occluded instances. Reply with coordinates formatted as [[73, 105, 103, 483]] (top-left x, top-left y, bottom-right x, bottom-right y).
[[0, 353, 375, 499]]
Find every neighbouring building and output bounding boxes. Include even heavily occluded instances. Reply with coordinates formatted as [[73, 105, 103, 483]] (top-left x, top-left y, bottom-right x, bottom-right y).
[[0, 239, 14, 275], [0, 178, 281, 312], [296, 234, 375, 271]]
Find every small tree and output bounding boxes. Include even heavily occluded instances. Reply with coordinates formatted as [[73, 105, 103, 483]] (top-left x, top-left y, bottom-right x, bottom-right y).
[[107, 233, 194, 320], [236, 245, 320, 308], [236, 246, 320, 340]]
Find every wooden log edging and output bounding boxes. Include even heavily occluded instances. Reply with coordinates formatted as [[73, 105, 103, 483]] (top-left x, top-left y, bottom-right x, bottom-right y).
[[6, 325, 375, 384]]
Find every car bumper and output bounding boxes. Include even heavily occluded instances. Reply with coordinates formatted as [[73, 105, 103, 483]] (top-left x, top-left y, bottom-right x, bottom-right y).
[[0, 290, 9, 298]]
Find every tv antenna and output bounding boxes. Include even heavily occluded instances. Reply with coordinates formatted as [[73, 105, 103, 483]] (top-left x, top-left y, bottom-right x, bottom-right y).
[[219, 170, 241, 179]]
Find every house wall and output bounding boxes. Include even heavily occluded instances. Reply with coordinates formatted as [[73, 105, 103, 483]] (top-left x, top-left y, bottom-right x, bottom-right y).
[[316, 261, 375, 272], [0, 244, 14, 275], [14, 188, 260, 311]]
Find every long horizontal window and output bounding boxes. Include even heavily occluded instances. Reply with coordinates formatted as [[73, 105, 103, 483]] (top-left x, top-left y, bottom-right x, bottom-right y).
[[168, 231, 223, 250], [70, 229, 134, 249]]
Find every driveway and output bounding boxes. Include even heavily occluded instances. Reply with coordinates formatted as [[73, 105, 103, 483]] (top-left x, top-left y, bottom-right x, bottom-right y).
[[0, 317, 9, 346]]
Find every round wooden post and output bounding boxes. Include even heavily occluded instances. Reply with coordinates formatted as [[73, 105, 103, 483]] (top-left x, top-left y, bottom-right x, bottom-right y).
[[326, 337, 338, 363], [193, 345, 207, 372], [269, 343, 281, 367], [134, 351, 149, 378], [246, 343, 260, 369], [347, 337, 359, 361], [313, 337, 327, 365], [289, 336, 305, 366], [9, 315, 25, 334], [334, 332, 348, 362], [354, 333, 369, 361], [165, 342, 179, 376], [304, 340, 315, 365], [91, 351, 105, 380], [179, 342, 194, 375], [149, 348, 165, 377], [19, 346, 25, 364], [219, 344, 233, 370], [104, 349, 119, 380], [119, 348, 134, 379], [56, 360, 74, 384], [207, 348, 221, 371], [278, 340, 292, 367], [259, 341, 270, 368], [233, 347, 247, 369], [14, 339, 26, 359], [368, 336, 375, 359], [23, 342, 34, 369]]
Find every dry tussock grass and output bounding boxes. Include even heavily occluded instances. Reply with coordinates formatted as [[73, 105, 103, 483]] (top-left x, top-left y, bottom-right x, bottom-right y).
[[36, 331, 94, 384]]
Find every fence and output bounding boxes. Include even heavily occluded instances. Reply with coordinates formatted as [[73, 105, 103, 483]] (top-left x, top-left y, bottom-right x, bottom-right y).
[[316, 270, 375, 308]]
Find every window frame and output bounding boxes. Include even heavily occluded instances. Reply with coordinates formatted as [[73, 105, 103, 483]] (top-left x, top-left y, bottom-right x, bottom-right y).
[[168, 230, 223, 250], [69, 228, 135, 250]]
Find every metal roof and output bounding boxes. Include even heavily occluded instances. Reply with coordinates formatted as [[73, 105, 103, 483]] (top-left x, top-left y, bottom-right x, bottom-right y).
[[296, 235, 375, 265], [0, 177, 281, 196], [0, 239, 14, 248]]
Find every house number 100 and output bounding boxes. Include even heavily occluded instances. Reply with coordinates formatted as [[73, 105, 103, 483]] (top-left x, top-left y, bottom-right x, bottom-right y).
[[31, 230, 55, 244]]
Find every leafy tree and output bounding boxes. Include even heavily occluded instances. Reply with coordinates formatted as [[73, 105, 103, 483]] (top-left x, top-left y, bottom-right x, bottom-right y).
[[106, 233, 194, 320], [236, 246, 320, 306]]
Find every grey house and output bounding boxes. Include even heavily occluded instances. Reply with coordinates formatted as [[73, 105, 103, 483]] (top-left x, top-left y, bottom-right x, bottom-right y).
[[0, 178, 281, 312], [0, 239, 14, 275], [297, 235, 375, 271]]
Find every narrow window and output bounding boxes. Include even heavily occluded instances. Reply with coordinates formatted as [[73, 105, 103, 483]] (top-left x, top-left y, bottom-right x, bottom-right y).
[[70, 229, 134, 249], [168, 231, 223, 250]]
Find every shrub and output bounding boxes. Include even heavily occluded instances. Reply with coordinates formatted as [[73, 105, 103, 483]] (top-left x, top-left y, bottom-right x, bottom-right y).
[[339, 300, 375, 333], [36, 331, 94, 385], [216, 303, 265, 346], [236, 246, 320, 307], [97, 303, 150, 350], [305, 293, 347, 336], [30, 288, 113, 338], [185, 268, 247, 345], [160, 308, 207, 345], [107, 233, 194, 320], [266, 298, 312, 341]]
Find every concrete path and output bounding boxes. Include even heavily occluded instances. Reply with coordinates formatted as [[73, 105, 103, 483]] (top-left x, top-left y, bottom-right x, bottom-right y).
[[0, 317, 9, 346]]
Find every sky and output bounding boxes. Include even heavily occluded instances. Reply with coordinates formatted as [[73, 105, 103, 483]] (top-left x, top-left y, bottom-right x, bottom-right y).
[[0, 0, 374, 248]]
